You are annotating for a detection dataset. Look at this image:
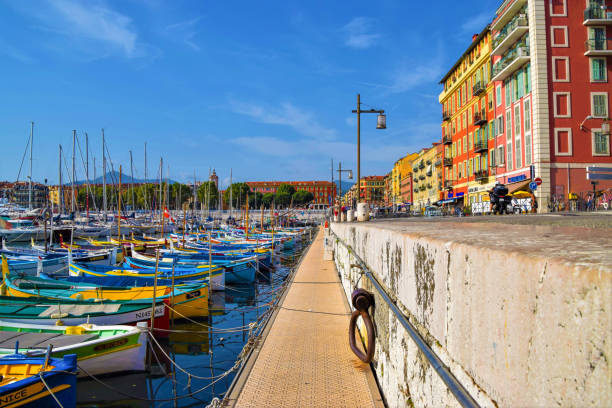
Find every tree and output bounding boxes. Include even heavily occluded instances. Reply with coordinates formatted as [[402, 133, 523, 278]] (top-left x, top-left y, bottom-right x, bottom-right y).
[[262, 193, 275, 208], [223, 183, 251, 208], [276, 183, 296, 197], [197, 181, 218, 209], [275, 192, 292, 207], [292, 190, 314, 206], [248, 192, 263, 208]]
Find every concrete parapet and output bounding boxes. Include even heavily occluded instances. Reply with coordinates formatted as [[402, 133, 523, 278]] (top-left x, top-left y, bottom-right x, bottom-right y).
[[331, 216, 611, 407]]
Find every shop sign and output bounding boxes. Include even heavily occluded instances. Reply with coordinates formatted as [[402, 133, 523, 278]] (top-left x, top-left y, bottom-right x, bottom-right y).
[[508, 174, 527, 183]]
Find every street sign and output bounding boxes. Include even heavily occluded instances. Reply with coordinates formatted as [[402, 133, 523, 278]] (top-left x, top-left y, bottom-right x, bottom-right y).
[[534, 177, 542, 186], [586, 166, 612, 180], [529, 182, 537, 191]]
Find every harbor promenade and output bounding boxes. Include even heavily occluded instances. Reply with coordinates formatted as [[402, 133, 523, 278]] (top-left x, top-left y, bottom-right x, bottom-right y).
[[226, 229, 384, 407]]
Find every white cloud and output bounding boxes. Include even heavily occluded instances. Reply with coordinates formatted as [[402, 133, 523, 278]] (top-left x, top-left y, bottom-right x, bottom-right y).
[[460, 12, 492, 35], [343, 17, 381, 49], [165, 16, 202, 52], [47, 0, 138, 56], [228, 100, 337, 140]]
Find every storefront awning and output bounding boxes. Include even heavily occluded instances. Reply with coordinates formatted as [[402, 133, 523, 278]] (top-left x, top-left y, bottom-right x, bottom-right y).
[[507, 180, 531, 194], [439, 198, 457, 204]]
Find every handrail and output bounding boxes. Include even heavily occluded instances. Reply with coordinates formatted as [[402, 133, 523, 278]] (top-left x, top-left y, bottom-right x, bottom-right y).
[[329, 228, 480, 408]]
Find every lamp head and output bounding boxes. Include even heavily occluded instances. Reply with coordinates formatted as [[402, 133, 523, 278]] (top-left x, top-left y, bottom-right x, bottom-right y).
[[376, 113, 387, 129]]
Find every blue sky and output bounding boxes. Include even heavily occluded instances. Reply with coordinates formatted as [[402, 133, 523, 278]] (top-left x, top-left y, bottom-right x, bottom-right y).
[[0, 0, 500, 187]]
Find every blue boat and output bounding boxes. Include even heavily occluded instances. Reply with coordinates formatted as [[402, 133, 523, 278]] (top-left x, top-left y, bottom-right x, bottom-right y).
[[0, 353, 77, 408]]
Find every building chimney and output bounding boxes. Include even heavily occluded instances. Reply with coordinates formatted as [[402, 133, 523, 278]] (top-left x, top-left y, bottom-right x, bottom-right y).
[[472, 33, 478, 42]]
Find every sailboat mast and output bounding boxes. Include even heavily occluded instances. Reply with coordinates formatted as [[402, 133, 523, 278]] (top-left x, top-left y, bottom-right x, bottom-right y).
[[230, 168, 233, 219], [58, 145, 63, 215], [86, 132, 89, 219], [71, 129, 76, 214], [28, 121, 33, 211], [192, 170, 196, 225], [130, 150, 134, 212], [159, 158, 163, 237], [102, 129, 107, 221]]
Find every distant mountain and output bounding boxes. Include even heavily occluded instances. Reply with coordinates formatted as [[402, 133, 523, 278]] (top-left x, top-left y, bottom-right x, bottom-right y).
[[335, 180, 354, 193], [75, 171, 179, 185]]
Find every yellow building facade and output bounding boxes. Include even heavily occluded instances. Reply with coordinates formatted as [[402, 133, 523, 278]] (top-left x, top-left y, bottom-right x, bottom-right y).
[[412, 147, 440, 210], [391, 153, 418, 205]]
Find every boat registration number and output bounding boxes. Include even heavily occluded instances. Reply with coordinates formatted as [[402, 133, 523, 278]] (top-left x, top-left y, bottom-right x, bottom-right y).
[[94, 337, 128, 352], [186, 290, 201, 299], [0, 383, 44, 407]]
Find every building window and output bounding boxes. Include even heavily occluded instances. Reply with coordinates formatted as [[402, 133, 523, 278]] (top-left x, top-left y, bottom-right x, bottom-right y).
[[588, 27, 606, 50], [552, 57, 569, 82], [506, 109, 512, 139], [525, 133, 532, 165], [591, 92, 608, 118], [524, 99, 531, 133], [549, 0, 566, 16], [550, 26, 568, 47], [498, 145, 505, 165], [590, 58, 607, 82], [553, 92, 571, 118], [497, 115, 504, 135], [490, 148, 496, 167], [514, 104, 521, 137], [489, 122, 495, 140], [463, 136, 467, 154], [593, 130, 610, 156], [505, 80, 511, 106], [515, 138, 522, 169], [507, 141, 513, 170], [554, 128, 573, 156], [496, 85, 502, 107]]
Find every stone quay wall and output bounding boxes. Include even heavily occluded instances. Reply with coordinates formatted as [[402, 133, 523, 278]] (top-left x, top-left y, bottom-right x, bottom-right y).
[[329, 221, 611, 408]]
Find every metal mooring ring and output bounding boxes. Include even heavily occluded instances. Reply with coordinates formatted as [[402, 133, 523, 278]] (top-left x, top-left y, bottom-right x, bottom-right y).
[[349, 288, 375, 363], [349, 309, 375, 363]]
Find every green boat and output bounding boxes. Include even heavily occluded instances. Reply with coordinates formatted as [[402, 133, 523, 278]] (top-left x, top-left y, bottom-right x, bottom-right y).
[[0, 321, 147, 376]]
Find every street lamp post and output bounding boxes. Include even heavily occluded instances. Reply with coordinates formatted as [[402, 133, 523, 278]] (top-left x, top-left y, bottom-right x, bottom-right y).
[[351, 93, 386, 207], [336, 162, 353, 202]]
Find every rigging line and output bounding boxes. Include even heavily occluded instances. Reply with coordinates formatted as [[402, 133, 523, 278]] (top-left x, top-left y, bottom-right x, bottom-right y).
[[75, 131, 99, 212], [15, 131, 31, 183]]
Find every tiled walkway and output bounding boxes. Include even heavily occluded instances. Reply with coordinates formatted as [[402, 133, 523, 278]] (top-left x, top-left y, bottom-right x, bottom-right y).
[[229, 229, 383, 407]]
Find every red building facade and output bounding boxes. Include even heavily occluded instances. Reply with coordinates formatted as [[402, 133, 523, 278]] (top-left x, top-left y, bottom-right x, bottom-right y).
[[246, 181, 336, 207]]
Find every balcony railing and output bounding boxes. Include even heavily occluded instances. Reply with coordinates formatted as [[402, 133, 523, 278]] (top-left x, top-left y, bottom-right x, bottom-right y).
[[444, 180, 454, 189], [474, 139, 488, 153], [419, 161, 425, 169], [434, 159, 442, 167], [491, 44, 530, 82], [474, 169, 489, 182], [472, 80, 485, 96], [585, 38, 612, 56], [442, 111, 450, 121], [442, 135, 452, 144], [492, 15, 528, 55], [473, 110, 487, 126], [584, 7, 612, 25], [443, 158, 453, 167], [419, 174, 426, 180]]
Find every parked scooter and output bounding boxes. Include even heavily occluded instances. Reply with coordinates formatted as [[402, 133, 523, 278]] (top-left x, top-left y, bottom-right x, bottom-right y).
[[489, 182, 512, 215]]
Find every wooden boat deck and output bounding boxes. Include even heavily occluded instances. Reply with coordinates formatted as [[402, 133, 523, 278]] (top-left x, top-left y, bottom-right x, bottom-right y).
[[226, 228, 384, 407], [0, 331, 98, 349]]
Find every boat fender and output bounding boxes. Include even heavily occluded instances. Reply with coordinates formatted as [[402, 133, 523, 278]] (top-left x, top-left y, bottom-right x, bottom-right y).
[[348, 288, 375, 364]]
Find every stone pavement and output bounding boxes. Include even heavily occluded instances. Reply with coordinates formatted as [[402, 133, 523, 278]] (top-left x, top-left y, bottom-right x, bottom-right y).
[[226, 229, 384, 407]]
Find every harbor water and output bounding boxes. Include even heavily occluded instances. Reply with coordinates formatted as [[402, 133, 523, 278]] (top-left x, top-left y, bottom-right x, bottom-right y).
[[67, 238, 310, 407]]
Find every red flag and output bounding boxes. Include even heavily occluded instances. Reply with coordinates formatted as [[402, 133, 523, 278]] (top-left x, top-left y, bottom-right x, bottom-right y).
[[0, 219, 13, 230], [163, 207, 175, 223]]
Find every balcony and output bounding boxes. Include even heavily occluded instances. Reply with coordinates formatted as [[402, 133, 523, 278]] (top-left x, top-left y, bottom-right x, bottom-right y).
[[412, 166, 418, 173], [419, 174, 426, 180], [584, 7, 612, 25], [492, 15, 529, 56], [442, 111, 450, 121], [585, 38, 612, 56], [442, 135, 452, 144], [443, 158, 453, 167], [491, 44, 530, 82], [434, 159, 442, 167], [472, 80, 486, 96], [474, 139, 488, 153], [473, 110, 487, 126], [444, 180, 454, 190], [492, 0, 527, 31], [474, 169, 489, 182], [419, 161, 425, 169]]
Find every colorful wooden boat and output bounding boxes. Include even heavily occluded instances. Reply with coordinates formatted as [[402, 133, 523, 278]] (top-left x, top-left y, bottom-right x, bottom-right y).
[[0, 321, 146, 376], [0, 353, 77, 407], [69, 262, 225, 291], [0, 296, 168, 329], [2, 275, 209, 318]]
